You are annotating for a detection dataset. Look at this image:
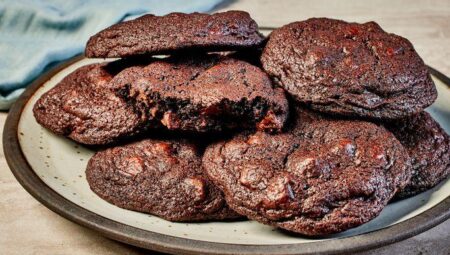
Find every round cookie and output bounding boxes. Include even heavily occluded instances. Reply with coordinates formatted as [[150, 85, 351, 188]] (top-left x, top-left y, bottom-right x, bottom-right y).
[[261, 18, 437, 120], [85, 11, 265, 58], [385, 112, 450, 199], [33, 61, 149, 145], [110, 54, 289, 133], [203, 108, 411, 235], [86, 139, 241, 221]]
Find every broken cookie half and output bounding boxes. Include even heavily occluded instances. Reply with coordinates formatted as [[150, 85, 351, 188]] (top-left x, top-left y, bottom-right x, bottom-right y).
[[110, 54, 289, 133]]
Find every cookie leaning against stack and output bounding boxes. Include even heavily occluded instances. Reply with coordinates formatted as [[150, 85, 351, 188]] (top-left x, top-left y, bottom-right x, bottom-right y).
[[33, 12, 450, 235], [261, 18, 437, 120]]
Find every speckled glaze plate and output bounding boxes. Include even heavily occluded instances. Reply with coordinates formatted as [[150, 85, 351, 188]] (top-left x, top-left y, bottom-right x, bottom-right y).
[[4, 55, 450, 255]]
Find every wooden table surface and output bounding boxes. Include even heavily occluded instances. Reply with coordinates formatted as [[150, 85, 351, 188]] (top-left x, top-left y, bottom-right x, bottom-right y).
[[1, 0, 449, 254]]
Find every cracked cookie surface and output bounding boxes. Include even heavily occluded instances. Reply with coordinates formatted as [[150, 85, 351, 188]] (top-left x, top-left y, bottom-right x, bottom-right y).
[[261, 18, 436, 120], [86, 139, 241, 221], [85, 11, 265, 58], [203, 108, 411, 235]]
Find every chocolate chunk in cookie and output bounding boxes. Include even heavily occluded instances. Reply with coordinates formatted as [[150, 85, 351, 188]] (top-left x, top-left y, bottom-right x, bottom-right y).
[[261, 18, 437, 120]]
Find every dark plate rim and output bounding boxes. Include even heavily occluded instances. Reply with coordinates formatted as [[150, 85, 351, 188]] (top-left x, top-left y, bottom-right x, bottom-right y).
[[3, 55, 450, 255]]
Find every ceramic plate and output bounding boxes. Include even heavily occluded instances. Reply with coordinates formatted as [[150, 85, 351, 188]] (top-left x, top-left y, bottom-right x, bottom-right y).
[[4, 56, 450, 255]]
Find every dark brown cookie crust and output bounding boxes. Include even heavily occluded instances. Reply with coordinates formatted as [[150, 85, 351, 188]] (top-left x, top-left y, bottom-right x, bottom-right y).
[[110, 54, 289, 133], [85, 11, 265, 58], [261, 18, 437, 120], [385, 112, 450, 199], [203, 108, 411, 235], [86, 139, 240, 221], [33, 62, 147, 145]]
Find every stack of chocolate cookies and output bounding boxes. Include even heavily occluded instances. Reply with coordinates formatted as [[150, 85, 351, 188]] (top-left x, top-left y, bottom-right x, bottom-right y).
[[33, 11, 449, 236]]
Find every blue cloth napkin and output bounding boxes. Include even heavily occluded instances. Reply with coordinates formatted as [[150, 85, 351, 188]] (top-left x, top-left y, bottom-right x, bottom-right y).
[[0, 0, 223, 110]]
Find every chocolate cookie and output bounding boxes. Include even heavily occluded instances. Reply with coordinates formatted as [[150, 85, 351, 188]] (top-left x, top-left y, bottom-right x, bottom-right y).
[[110, 54, 289, 133], [85, 11, 265, 58], [261, 18, 437, 120], [203, 108, 411, 235], [385, 112, 450, 199], [33, 62, 148, 145], [86, 139, 241, 221]]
